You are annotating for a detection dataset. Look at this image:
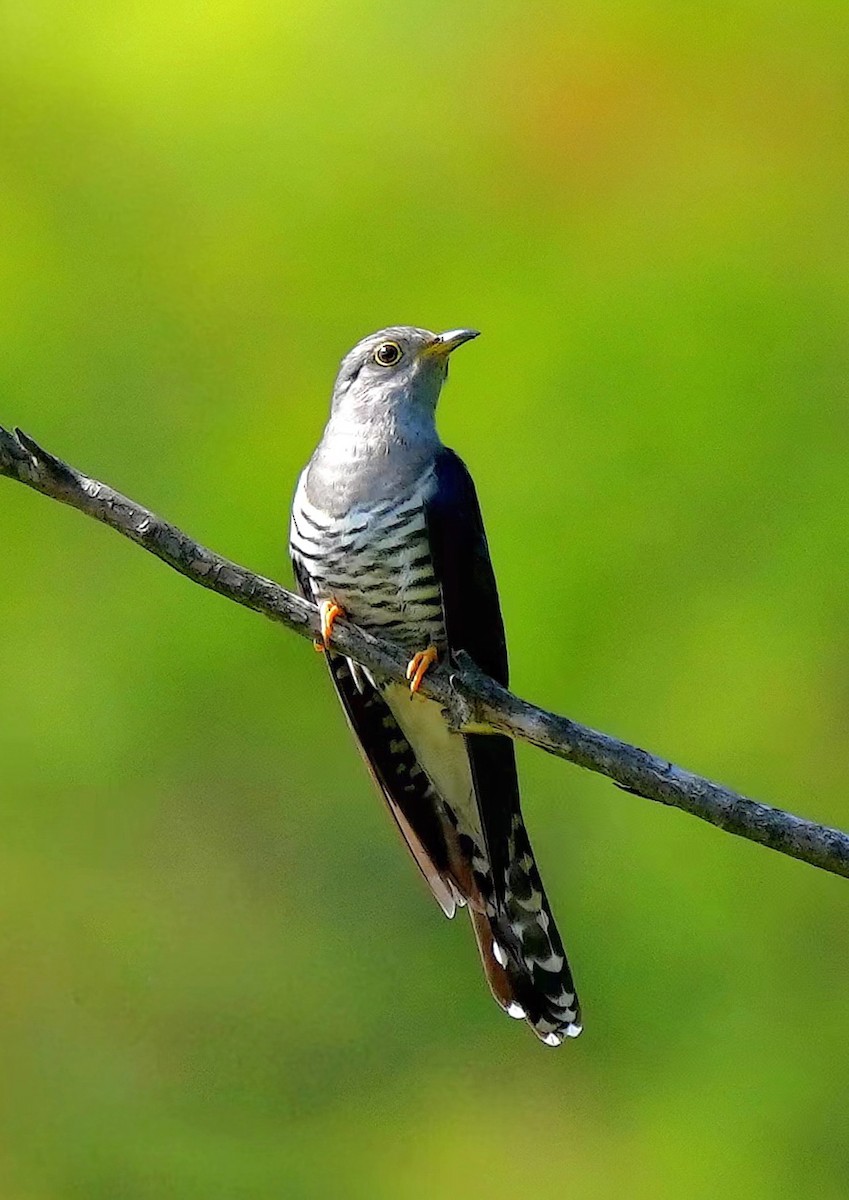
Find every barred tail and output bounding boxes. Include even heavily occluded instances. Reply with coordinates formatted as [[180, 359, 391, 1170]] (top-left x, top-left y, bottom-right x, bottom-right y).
[[471, 813, 582, 1047]]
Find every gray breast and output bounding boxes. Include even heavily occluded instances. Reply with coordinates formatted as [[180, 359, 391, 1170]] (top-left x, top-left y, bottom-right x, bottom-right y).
[[290, 464, 445, 652]]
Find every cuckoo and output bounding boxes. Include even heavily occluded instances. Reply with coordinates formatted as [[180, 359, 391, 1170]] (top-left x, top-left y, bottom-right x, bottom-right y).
[[289, 326, 581, 1045]]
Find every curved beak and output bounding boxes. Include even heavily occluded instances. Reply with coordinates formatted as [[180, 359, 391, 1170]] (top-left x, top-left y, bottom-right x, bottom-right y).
[[428, 328, 480, 357]]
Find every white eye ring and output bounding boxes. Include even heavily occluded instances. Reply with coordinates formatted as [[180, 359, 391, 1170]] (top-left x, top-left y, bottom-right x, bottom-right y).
[[373, 341, 402, 367]]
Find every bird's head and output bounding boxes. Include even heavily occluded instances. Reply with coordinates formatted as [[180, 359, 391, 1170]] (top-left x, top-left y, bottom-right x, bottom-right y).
[[329, 326, 479, 426]]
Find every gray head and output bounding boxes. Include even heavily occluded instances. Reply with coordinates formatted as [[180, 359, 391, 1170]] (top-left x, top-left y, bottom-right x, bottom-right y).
[[306, 326, 479, 512], [329, 326, 479, 429]]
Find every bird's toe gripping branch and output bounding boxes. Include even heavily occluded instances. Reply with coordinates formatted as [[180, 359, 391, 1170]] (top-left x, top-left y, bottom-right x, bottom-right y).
[[315, 600, 345, 652], [406, 645, 438, 694]]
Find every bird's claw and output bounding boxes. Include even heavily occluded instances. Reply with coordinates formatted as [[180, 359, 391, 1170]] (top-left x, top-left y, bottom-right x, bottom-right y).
[[315, 600, 344, 651], [406, 645, 438, 694]]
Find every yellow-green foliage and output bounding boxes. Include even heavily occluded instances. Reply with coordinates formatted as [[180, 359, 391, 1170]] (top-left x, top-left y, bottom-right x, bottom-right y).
[[1, 3, 847, 1197]]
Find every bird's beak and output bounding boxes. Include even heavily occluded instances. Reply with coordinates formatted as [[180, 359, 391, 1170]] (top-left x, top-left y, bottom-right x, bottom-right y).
[[427, 328, 481, 358]]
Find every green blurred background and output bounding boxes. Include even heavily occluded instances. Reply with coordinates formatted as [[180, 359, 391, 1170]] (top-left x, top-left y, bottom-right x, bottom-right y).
[[2, 2, 848, 1196]]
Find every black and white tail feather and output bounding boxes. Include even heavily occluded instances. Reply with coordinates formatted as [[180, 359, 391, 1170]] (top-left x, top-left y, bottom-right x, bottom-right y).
[[321, 648, 581, 1045]]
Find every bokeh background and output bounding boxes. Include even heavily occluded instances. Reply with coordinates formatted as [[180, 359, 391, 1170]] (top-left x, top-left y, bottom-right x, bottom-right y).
[[2, 2, 848, 1196]]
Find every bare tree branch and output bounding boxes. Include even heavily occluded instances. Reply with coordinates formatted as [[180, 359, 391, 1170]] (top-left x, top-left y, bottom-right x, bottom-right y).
[[3, 424, 848, 881]]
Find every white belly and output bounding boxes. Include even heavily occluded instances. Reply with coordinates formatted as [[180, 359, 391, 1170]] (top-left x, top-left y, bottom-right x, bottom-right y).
[[383, 684, 482, 848]]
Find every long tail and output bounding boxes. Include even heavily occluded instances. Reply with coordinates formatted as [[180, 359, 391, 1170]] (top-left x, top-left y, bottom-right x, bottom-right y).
[[471, 811, 582, 1047], [375, 688, 581, 1044]]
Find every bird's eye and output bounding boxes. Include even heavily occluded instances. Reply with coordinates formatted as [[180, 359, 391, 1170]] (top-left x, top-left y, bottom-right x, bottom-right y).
[[373, 341, 403, 367]]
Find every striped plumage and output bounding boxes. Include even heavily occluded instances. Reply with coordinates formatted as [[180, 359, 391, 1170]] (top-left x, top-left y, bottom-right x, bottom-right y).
[[290, 326, 581, 1045], [290, 464, 443, 655]]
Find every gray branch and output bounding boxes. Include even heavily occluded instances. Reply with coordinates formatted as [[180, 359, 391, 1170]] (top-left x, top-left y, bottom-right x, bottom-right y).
[[3, 423, 848, 882]]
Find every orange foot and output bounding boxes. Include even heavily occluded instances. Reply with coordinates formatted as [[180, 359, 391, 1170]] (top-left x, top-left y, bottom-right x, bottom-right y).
[[314, 600, 345, 652], [406, 645, 438, 694]]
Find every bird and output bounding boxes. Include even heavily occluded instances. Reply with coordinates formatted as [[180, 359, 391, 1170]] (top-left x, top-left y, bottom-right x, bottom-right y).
[[289, 326, 581, 1045]]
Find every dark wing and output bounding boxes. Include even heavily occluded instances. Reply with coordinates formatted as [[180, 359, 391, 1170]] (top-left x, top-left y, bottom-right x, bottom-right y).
[[423, 447, 520, 893], [423, 447, 509, 686], [291, 557, 459, 918], [425, 450, 582, 1042]]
